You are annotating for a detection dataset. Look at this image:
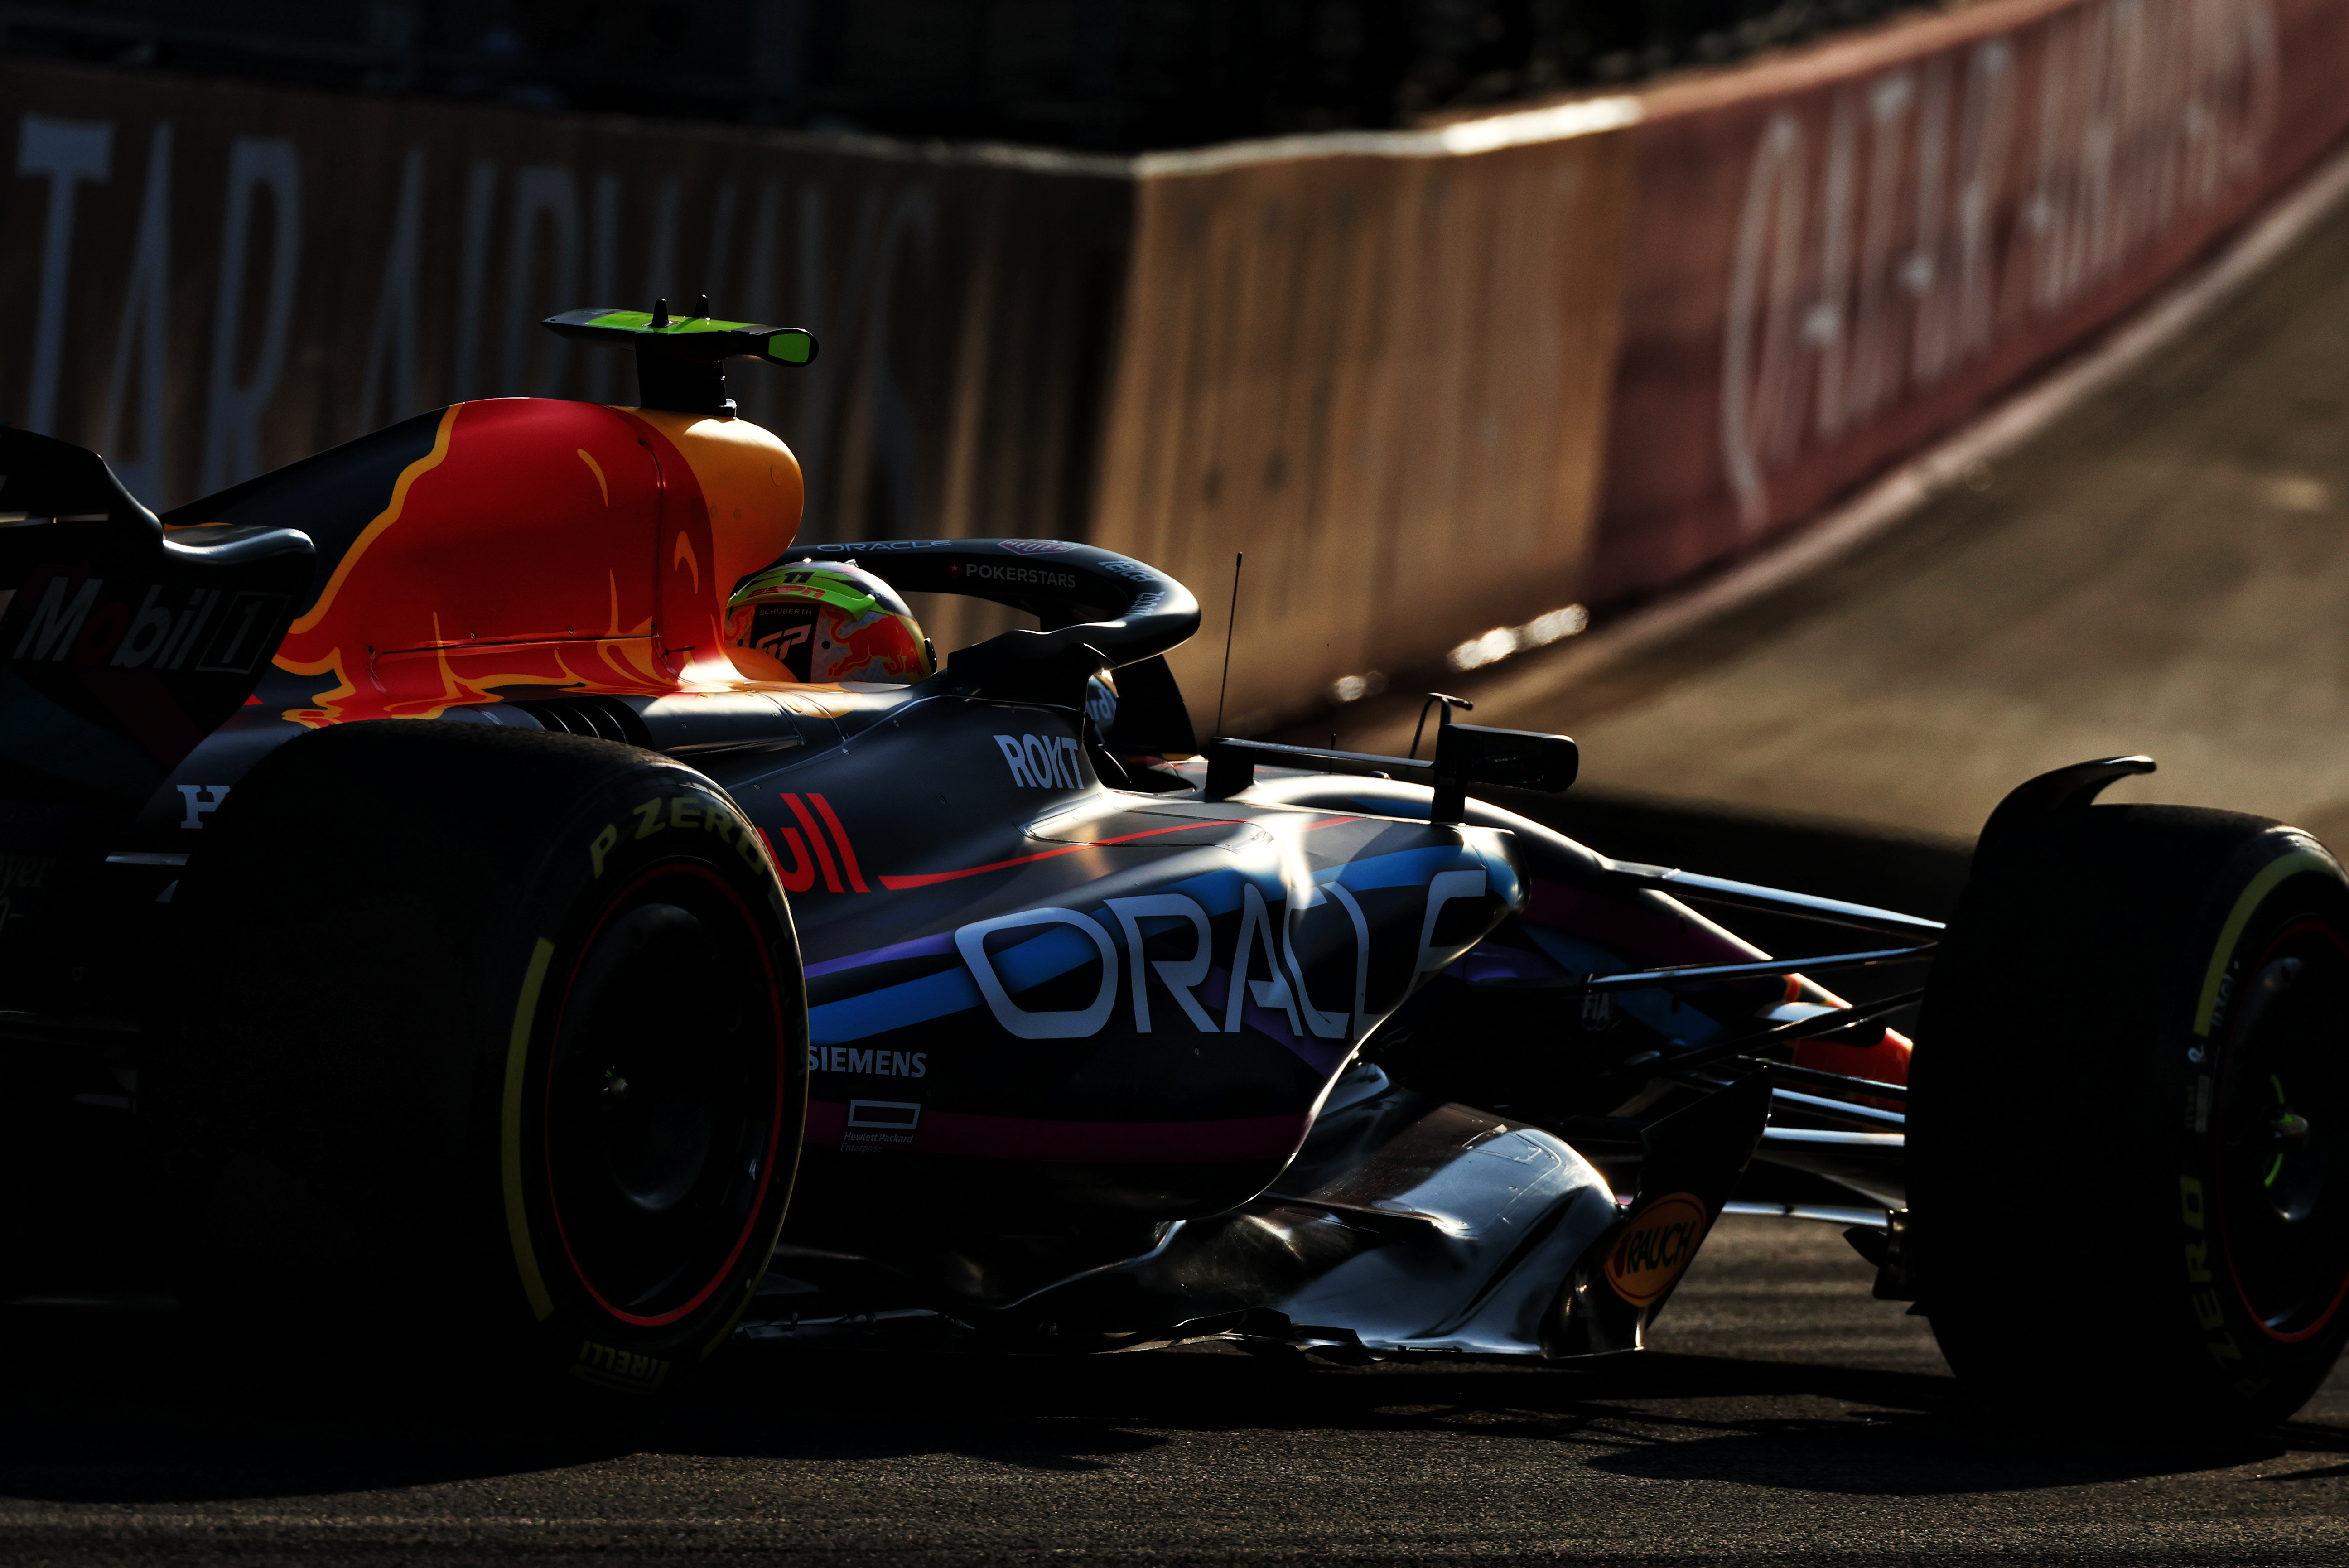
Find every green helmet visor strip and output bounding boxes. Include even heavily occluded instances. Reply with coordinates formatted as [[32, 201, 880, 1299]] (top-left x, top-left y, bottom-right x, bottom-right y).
[[730, 564, 906, 623], [542, 306, 818, 367]]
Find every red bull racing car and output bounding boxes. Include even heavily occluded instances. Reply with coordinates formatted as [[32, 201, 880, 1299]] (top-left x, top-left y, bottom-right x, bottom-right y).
[[3, 307, 2345, 1429]]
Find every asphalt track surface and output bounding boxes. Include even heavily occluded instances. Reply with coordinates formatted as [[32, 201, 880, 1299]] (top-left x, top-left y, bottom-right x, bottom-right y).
[[18, 130, 2349, 1568], [7, 1217, 2347, 1565]]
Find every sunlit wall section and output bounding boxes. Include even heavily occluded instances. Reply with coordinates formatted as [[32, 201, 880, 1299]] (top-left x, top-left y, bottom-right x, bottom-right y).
[[1089, 105, 1640, 735]]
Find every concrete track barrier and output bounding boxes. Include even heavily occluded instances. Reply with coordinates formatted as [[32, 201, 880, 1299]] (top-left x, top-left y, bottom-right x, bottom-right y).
[[1593, 0, 2349, 607], [5, 0, 2347, 729], [1091, 111, 1638, 732], [0, 59, 1131, 656]]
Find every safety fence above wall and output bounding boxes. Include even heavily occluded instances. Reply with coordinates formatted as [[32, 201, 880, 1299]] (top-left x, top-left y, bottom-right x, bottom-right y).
[[5, 0, 2345, 734]]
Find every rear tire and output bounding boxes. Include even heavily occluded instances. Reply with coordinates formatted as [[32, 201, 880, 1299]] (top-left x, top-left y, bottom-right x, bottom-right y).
[[1912, 802, 2349, 1428], [155, 719, 807, 1401]]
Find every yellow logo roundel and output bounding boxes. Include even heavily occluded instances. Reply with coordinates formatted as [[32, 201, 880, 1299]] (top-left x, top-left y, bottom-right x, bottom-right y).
[[1605, 1191, 1710, 1307]]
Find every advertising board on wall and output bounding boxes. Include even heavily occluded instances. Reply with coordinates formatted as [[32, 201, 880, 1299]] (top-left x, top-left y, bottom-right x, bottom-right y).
[[1592, 0, 2349, 603], [0, 61, 1129, 583], [5, 0, 2348, 730]]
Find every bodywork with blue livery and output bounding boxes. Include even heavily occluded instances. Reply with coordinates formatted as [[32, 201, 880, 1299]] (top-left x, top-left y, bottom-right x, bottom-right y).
[[0, 310, 1935, 1393]]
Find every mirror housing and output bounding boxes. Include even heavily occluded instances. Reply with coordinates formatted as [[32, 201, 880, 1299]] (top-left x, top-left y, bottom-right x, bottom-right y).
[[1200, 721, 1576, 823], [1432, 722, 1579, 821]]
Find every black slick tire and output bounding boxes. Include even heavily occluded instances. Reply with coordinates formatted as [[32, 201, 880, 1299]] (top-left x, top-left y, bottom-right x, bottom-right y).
[[155, 719, 808, 1401], [1912, 802, 2349, 1429]]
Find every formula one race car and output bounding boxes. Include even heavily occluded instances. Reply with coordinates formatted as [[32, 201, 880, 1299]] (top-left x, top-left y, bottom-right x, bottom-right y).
[[4, 306, 2344, 1431]]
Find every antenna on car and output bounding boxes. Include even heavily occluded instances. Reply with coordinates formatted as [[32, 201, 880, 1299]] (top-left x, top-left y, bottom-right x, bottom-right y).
[[1408, 692, 1473, 760], [1213, 552, 1243, 738]]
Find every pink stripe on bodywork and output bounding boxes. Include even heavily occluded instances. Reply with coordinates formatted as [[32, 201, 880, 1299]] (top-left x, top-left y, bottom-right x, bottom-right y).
[[1526, 877, 1757, 966], [804, 1100, 1311, 1163]]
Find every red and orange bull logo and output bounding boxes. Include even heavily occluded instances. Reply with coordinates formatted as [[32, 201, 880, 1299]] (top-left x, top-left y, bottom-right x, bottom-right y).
[[268, 398, 803, 724]]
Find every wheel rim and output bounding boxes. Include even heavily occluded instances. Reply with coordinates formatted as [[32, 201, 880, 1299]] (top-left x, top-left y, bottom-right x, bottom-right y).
[[2219, 917, 2349, 1343], [545, 862, 786, 1328]]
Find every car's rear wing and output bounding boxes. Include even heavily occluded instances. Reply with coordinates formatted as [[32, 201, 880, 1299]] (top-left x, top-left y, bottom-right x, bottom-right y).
[[0, 429, 313, 850]]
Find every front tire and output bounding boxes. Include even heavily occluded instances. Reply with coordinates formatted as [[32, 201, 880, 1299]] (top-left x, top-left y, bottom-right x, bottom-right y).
[[157, 719, 807, 1399], [1912, 796, 2349, 1428]]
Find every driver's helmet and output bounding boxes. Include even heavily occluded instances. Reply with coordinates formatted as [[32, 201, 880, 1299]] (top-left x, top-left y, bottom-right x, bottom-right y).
[[724, 558, 935, 685]]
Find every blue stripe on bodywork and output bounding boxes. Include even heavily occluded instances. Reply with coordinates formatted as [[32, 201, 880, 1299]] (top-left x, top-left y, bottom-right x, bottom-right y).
[[811, 965, 984, 1043], [807, 841, 1477, 1045], [811, 918, 1111, 1043], [1520, 924, 1723, 1045]]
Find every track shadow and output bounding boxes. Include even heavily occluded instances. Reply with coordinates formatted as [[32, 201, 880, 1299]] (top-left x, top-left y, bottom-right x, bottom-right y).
[[0, 1307, 633, 1505], [697, 1343, 2303, 1491], [0, 1308, 2325, 1505], [1574, 1403, 2290, 1495]]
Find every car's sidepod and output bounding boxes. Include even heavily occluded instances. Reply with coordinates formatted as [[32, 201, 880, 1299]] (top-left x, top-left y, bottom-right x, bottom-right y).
[[688, 691, 1529, 1236]]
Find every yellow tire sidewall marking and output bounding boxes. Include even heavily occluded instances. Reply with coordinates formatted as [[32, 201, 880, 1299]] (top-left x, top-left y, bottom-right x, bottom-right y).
[[2195, 848, 2340, 1039], [503, 936, 560, 1321]]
